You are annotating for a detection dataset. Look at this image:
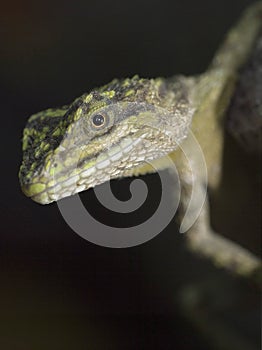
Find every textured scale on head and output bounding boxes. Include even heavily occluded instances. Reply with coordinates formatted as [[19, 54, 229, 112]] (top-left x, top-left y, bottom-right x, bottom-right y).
[[19, 75, 194, 204], [19, 3, 262, 205]]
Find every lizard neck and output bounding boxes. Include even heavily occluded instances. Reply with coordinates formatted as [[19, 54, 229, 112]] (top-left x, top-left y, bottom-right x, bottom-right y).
[[172, 3, 262, 188]]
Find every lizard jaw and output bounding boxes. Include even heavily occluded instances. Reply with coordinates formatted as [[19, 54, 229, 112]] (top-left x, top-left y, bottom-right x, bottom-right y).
[[22, 136, 147, 204]]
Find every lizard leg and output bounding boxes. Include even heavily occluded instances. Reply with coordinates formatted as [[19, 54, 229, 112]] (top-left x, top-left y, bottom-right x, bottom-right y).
[[181, 183, 261, 286]]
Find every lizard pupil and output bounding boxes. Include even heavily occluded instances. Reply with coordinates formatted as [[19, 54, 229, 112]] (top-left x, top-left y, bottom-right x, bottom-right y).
[[92, 114, 105, 127]]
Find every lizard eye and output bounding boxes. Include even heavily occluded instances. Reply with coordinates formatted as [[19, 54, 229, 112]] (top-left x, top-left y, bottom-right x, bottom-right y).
[[91, 114, 107, 128]]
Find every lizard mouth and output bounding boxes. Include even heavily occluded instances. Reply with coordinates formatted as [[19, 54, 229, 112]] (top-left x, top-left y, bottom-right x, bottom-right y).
[[22, 136, 145, 204]]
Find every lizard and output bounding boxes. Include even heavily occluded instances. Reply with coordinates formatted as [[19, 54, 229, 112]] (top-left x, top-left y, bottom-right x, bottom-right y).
[[19, 3, 262, 282]]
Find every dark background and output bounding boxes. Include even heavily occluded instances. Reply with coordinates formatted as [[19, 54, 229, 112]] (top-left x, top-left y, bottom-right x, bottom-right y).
[[0, 1, 260, 349]]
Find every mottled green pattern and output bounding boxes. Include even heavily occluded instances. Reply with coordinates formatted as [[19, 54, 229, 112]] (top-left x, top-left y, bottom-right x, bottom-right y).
[[19, 3, 262, 204], [19, 75, 195, 203]]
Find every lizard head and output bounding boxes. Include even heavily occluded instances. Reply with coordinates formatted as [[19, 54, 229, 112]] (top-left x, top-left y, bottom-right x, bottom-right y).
[[19, 76, 193, 204]]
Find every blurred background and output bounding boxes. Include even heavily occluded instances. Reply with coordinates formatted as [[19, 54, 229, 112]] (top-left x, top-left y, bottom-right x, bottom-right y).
[[0, 0, 260, 349]]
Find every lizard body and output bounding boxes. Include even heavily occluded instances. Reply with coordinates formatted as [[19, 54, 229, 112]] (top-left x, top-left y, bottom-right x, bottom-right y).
[[19, 3, 262, 280], [20, 3, 261, 205]]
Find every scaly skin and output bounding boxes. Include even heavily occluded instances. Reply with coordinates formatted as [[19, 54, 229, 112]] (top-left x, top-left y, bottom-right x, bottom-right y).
[[19, 3, 262, 205]]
